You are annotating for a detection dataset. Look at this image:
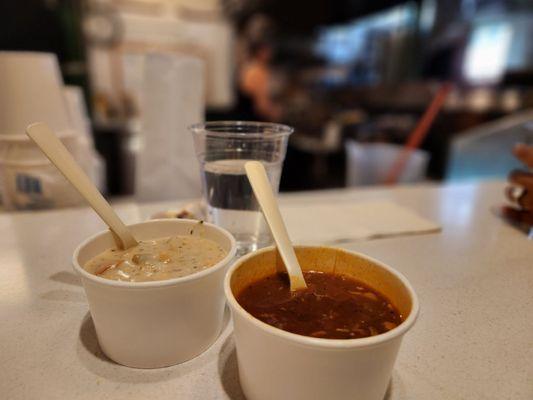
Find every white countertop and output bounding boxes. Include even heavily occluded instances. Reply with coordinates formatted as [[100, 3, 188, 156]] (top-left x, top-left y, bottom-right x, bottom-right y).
[[1, 181, 532, 399]]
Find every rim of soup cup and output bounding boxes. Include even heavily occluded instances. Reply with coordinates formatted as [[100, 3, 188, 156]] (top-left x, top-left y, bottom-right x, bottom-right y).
[[73, 219, 237, 289], [224, 245, 419, 349]]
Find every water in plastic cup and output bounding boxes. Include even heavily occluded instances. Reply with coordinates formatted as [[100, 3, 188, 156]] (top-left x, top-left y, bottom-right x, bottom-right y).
[[191, 121, 292, 255]]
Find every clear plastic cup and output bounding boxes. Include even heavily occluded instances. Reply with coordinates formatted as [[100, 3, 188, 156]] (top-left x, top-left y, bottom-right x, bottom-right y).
[[191, 121, 292, 255]]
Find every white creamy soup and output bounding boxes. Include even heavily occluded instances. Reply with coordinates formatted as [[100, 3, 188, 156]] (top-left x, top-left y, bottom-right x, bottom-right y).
[[84, 235, 227, 282]]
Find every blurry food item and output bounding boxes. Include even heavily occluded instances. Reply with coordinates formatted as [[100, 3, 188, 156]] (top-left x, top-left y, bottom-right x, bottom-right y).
[[151, 210, 197, 219], [237, 270, 403, 339], [84, 232, 226, 282], [150, 200, 205, 220], [176, 210, 195, 219]]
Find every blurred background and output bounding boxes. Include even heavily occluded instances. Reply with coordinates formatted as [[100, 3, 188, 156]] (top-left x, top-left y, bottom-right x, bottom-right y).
[[1, 0, 533, 208]]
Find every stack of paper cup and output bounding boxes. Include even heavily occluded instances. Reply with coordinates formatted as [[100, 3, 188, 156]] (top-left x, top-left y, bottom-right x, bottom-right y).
[[136, 53, 205, 201], [0, 51, 84, 210], [0, 51, 71, 136]]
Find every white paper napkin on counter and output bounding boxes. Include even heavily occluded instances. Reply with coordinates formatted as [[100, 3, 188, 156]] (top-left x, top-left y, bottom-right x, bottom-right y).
[[281, 200, 440, 244]]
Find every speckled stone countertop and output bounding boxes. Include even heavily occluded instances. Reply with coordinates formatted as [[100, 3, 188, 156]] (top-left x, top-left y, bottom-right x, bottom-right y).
[[1, 181, 532, 399]]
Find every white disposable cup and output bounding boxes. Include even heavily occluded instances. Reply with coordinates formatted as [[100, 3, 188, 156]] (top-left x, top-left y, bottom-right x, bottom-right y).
[[0, 133, 86, 210], [73, 219, 237, 368], [225, 246, 419, 400], [345, 141, 429, 186], [0, 51, 71, 136]]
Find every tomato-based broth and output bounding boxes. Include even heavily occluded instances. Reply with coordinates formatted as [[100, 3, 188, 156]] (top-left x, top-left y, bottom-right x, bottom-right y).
[[236, 271, 403, 339], [84, 235, 227, 282]]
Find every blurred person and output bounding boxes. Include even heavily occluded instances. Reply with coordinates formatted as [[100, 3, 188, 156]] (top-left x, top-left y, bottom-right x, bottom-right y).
[[237, 14, 282, 121], [503, 144, 533, 226]]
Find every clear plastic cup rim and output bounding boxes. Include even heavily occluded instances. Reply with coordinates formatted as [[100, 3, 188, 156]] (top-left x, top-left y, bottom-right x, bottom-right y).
[[189, 121, 294, 139]]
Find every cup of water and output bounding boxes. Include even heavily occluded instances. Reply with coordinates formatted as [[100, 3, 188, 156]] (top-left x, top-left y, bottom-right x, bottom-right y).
[[191, 121, 292, 255]]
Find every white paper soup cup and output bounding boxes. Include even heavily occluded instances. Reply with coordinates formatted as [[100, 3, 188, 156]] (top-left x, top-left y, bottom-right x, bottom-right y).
[[224, 246, 419, 400], [73, 219, 236, 368]]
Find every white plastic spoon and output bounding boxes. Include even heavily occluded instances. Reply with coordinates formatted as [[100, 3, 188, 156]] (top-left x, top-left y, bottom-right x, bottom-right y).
[[26, 122, 138, 249], [245, 161, 307, 291]]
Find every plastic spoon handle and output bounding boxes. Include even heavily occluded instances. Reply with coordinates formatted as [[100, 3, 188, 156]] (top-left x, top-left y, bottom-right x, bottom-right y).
[[26, 122, 138, 249], [245, 161, 307, 291]]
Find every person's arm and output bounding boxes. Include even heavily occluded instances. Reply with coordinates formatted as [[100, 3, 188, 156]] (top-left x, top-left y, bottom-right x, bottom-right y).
[[242, 64, 281, 121]]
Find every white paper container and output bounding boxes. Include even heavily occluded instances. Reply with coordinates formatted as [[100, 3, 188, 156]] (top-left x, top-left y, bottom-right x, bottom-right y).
[[225, 246, 419, 400], [0, 133, 85, 210], [73, 219, 236, 368]]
